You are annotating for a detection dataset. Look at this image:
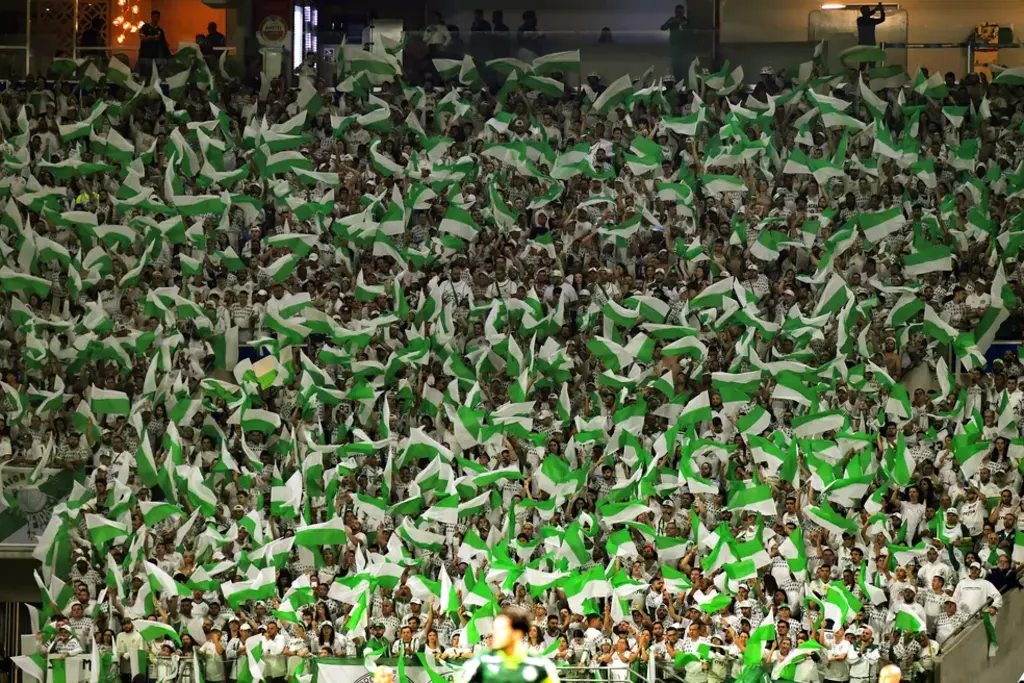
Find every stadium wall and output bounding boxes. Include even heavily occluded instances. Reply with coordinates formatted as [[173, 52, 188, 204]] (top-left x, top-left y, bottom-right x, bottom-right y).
[[426, 0, 711, 35], [147, 0, 227, 53], [722, 0, 1024, 76], [428, 0, 1024, 77], [933, 582, 1024, 683]]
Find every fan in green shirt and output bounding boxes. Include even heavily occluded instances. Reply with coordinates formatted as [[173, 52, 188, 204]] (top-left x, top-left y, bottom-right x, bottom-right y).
[[460, 607, 559, 683]]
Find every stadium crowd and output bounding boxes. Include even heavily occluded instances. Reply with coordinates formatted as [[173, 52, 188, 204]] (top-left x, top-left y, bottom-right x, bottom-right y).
[[3, 24, 1024, 683]]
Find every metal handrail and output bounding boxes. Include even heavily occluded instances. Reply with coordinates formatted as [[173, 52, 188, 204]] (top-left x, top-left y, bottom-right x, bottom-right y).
[[73, 47, 237, 54], [552, 664, 650, 682]]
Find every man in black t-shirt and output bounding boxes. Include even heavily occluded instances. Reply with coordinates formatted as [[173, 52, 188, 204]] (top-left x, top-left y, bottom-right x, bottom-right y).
[[139, 10, 170, 77]]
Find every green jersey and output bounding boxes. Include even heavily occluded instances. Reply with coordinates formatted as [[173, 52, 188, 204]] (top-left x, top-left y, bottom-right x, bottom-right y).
[[460, 649, 559, 683]]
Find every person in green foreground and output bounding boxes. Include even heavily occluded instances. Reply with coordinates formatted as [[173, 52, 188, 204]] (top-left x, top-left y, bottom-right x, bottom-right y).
[[460, 607, 560, 683]]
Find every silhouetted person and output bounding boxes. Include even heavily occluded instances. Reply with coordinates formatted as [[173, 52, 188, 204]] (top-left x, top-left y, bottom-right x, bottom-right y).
[[518, 11, 543, 55], [204, 22, 225, 58], [661, 4, 689, 81], [139, 10, 170, 78], [492, 11, 509, 34], [471, 10, 491, 33], [79, 17, 103, 50], [470, 9, 492, 63], [857, 2, 885, 45], [492, 10, 510, 58]]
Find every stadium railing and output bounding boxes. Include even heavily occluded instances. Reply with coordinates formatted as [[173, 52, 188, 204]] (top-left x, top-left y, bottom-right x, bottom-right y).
[[31, 653, 653, 683], [331, 30, 716, 86]]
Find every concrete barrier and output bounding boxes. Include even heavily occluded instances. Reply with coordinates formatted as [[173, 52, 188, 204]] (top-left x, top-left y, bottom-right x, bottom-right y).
[[934, 584, 1024, 683]]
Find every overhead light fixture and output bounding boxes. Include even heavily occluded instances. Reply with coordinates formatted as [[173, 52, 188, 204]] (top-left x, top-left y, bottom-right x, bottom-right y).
[[112, 0, 139, 43], [820, 2, 899, 7]]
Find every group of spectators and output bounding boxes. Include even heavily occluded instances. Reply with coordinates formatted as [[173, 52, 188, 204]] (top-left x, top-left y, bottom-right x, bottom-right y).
[[3, 24, 1024, 683]]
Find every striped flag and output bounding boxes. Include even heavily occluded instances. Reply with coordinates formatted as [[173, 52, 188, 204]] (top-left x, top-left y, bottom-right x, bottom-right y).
[[592, 74, 633, 115], [531, 50, 580, 75], [90, 387, 131, 415], [439, 205, 481, 241]]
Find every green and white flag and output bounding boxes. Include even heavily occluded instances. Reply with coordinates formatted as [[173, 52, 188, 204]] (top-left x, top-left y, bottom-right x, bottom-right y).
[[903, 245, 952, 276], [105, 129, 137, 165], [144, 561, 191, 598], [656, 181, 694, 206], [922, 305, 958, 344], [139, 501, 183, 527], [792, 410, 847, 438], [993, 66, 1024, 85], [805, 503, 858, 535], [270, 471, 303, 518], [858, 77, 888, 119], [85, 513, 129, 548], [432, 59, 461, 81], [521, 75, 564, 98], [355, 271, 386, 302], [772, 371, 814, 407], [727, 484, 776, 515], [12, 655, 47, 682], [952, 434, 988, 479], [894, 607, 926, 633], [678, 391, 712, 427], [398, 521, 446, 553], [265, 311, 310, 345], [886, 384, 912, 420], [132, 619, 182, 644], [701, 174, 747, 195], [240, 408, 282, 434], [90, 386, 131, 415], [0, 267, 52, 298], [439, 205, 481, 241], [859, 207, 904, 243], [662, 108, 707, 136], [690, 277, 735, 308], [942, 105, 967, 128], [886, 294, 924, 327], [744, 610, 777, 666], [868, 65, 908, 90], [532, 50, 581, 75], [59, 118, 94, 141], [348, 51, 401, 78], [592, 74, 633, 115], [737, 406, 771, 435], [884, 434, 915, 486], [488, 183, 518, 231], [749, 436, 786, 476], [295, 517, 350, 547]]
